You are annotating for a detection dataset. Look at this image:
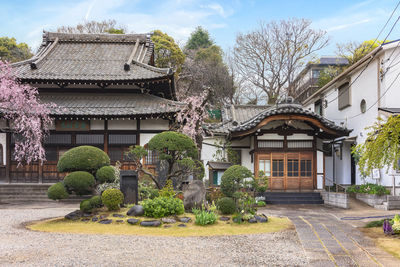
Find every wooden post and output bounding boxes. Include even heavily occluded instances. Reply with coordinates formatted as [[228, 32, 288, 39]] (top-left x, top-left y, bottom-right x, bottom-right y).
[[38, 161, 43, 183], [5, 132, 10, 183], [104, 120, 108, 154], [136, 118, 140, 146]]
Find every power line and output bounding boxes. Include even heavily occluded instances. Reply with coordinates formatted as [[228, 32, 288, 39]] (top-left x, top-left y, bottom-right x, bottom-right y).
[[320, 1, 400, 102], [348, 69, 400, 120], [326, 15, 400, 105]]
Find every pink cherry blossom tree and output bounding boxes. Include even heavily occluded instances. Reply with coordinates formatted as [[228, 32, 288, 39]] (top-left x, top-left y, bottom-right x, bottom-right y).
[[174, 88, 211, 148], [0, 61, 54, 164]]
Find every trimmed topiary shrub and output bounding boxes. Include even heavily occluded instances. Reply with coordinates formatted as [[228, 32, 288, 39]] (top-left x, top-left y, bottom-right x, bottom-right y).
[[64, 171, 95, 196], [47, 182, 69, 200], [217, 197, 236, 215], [142, 196, 185, 218], [80, 199, 92, 213], [57, 146, 110, 172], [220, 165, 253, 197], [96, 166, 116, 183], [102, 188, 124, 211], [89, 195, 102, 208]]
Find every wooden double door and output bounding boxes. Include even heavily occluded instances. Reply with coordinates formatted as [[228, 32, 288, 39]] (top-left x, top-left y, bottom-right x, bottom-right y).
[[257, 152, 314, 191]]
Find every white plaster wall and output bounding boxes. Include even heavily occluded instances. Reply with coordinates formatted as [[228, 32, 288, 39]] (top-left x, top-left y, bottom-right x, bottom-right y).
[[201, 136, 225, 182], [140, 119, 169, 130], [241, 149, 253, 173], [140, 133, 157, 146], [287, 134, 314, 140], [0, 133, 5, 165], [108, 120, 137, 130], [90, 120, 104, 130], [325, 156, 334, 186], [257, 133, 284, 140]]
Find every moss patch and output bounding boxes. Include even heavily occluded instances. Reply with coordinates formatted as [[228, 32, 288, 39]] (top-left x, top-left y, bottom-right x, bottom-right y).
[[361, 227, 400, 259], [27, 210, 292, 237]]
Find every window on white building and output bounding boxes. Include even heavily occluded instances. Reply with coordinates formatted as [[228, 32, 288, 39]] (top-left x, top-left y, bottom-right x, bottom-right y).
[[338, 82, 350, 110]]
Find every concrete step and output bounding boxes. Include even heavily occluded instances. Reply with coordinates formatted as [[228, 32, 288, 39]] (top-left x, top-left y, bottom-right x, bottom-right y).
[[259, 192, 324, 204]]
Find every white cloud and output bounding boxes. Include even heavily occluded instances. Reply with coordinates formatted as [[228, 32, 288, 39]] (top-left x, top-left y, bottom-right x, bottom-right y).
[[327, 18, 371, 32]]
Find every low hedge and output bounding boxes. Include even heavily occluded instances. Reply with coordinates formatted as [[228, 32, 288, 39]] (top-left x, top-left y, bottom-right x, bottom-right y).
[[89, 195, 102, 208], [142, 196, 184, 218], [347, 183, 390, 196], [57, 146, 110, 172], [80, 199, 92, 213], [64, 171, 95, 196], [47, 182, 69, 200]]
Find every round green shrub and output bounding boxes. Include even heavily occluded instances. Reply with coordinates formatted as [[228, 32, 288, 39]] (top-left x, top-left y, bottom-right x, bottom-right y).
[[57, 146, 110, 172], [142, 196, 185, 218], [64, 171, 95, 196], [220, 165, 253, 197], [217, 197, 236, 215], [80, 199, 93, 213], [89, 195, 102, 208], [96, 166, 116, 183], [101, 188, 124, 211], [47, 182, 69, 200]]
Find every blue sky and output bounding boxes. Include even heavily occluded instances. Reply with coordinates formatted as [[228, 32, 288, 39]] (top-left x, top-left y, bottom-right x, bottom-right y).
[[1, 0, 399, 56]]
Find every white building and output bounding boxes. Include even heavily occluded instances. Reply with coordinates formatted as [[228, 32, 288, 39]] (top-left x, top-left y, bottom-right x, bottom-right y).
[[301, 40, 400, 194]]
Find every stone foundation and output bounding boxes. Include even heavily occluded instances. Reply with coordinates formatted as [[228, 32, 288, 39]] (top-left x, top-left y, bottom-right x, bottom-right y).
[[320, 191, 349, 209]]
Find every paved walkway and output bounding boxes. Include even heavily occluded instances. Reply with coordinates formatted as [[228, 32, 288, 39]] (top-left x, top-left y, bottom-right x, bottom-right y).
[[263, 199, 400, 267]]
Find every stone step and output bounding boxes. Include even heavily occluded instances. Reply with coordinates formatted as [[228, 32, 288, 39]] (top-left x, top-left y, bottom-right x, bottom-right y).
[[259, 192, 324, 204]]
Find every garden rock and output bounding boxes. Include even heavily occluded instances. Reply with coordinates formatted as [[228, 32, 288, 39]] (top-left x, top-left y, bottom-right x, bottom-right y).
[[183, 180, 206, 210], [248, 218, 257, 223], [98, 219, 112, 224], [81, 218, 90, 222], [219, 216, 230, 221], [127, 218, 139, 225], [178, 224, 187, 227], [140, 220, 161, 227], [179, 217, 191, 223], [112, 214, 125, 218], [91, 216, 98, 222], [83, 213, 92, 217], [127, 205, 144, 216], [65, 210, 83, 220], [255, 214, 268, 223], [99, 215, 108, 220], [116, 220, 123, 223], [163, 225, 172, 228], [161, 218, 176, 224]]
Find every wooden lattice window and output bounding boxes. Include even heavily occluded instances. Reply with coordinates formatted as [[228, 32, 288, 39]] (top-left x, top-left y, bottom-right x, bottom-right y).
[[258, 140, 284, 148], [287, 140, 313, 149]]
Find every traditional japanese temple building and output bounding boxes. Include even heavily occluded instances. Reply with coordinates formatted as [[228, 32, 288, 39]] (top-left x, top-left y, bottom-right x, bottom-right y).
[[202, 98, 351, 191], [0, 32, 183, 184]]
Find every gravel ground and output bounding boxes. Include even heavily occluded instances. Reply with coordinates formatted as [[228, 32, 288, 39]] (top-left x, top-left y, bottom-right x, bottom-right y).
[[0, 203, 307, 267]]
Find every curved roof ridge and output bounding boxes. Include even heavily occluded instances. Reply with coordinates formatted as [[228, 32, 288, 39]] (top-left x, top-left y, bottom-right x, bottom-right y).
[[132, 59, 172, 75], [43, 31, 150, 43]]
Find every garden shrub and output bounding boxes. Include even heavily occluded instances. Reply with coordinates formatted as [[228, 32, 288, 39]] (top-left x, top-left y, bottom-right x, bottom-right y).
[[159, 180, 175, 198], [256, 200, 266, 207], [365, 219, 385, 228], [89, 195, 102, 208], [57, 145, 110, 172], [64, 171, 95, 196], [96, 166, 115, 183], [139, 182, 159, 200], [193, 203, 217, 226], [142, 196, 184, 218], [392, 214, 400, 234], [47, 182, 69, 200], [80, 199, 93, 213], [217, 197, 236, 215], [206, 187, 224, 203], [220, 165, 253, 197], [102, 188, 124, 211], [347, 183, 390, 196]]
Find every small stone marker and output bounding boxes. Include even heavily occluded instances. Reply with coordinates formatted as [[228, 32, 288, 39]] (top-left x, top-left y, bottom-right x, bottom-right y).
[[177, 224, 187, 227], [91, 216, 99, 222], [248, 218, 257, 223], [161, 218, 176, 224], [219, 216, 230, 221], [254, 215, 268, 223], [120, 170, 138, 204], [113, 214, 125, 218], [116, 220, 124, 223]]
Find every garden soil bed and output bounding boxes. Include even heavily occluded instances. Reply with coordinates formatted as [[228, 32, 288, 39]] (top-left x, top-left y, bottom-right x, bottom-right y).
[[361, 227, 400, 259], [27, 208, 292, 237]]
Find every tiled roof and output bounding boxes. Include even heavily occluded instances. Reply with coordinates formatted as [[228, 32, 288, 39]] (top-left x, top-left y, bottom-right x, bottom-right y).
[[40, 93, 184, 117], [206, 105, 270, 134], [379, 107, 400, 114], [231, 103, 349, 134], [11, 32, 173, 82], [206, 102, 350, 136]]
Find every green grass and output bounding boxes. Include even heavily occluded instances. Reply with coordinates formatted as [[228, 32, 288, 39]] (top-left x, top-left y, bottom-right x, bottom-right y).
[[361, 227, 400, 259], [365, 220, 385, 228], [27, 208, 292, 237]]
